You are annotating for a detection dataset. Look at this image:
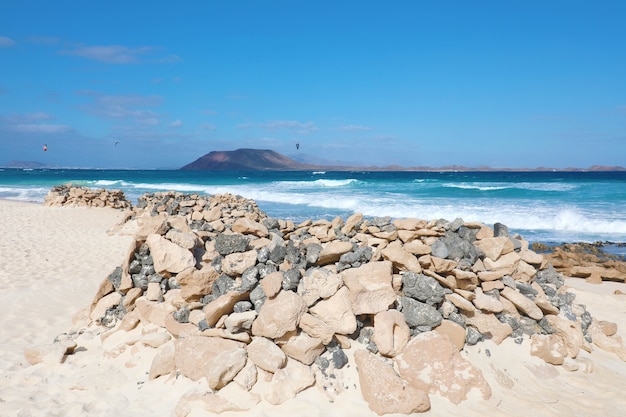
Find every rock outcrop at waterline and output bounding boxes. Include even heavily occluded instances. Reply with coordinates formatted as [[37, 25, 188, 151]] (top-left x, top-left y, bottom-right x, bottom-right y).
[[39, 186, 626, 415], [44, 184, 131, 209]]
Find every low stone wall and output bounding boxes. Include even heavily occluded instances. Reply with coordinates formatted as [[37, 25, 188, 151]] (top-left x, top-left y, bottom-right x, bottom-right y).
[[44, 184, 132, 209], [82, 191, 624, 414]]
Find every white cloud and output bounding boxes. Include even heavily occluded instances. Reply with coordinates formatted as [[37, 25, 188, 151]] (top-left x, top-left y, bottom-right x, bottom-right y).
[[200, 123, 216, 131], [80, 92, 163, 125], [27, 36, 59, 45], [0, 36, 15, 47], [13, 123, 71, 133], [62, 45, 153, 64], [26, 112, 54, 121], [338, 124, 373, 132], [238, 120, 318, 134], [169, 119, 183, 127]]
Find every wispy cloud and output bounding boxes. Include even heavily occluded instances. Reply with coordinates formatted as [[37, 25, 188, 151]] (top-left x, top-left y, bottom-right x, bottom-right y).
[[1, 111, 70, 133], [169, 119, 183, 128], [13, 123, 71, 133], [27, 36, 59, 45], [79, 91, 163, 125], [61, 44, 164, 64], [25, 112, 55, 121], [154, 54, 182, 64], [238, 120, 318, 134], [338, 124, 373, 132], [0, 36, 16, 47], [200, 123, 216, 131]]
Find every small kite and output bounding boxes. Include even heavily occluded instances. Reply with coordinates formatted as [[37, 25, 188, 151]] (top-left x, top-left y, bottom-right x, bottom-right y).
[[43, 144, 48, 152], [296, 143, 300, 150], [115, 141, 120, 147]]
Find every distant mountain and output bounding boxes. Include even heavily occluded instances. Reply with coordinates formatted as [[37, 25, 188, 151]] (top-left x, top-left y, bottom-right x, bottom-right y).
[[1, 160, 50, 169], [181, 149, 319, 170], [180, 148, 626, 172]]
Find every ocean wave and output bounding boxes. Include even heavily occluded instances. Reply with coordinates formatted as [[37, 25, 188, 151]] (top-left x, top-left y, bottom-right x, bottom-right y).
[[441, 182, 578, 192]]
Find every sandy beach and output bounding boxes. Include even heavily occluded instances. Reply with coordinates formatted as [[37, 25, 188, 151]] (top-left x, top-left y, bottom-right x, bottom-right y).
[[1, 199, 626, 417]]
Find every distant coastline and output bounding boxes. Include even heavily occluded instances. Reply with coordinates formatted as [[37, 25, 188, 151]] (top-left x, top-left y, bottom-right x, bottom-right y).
[[3, 149, 626, 173]]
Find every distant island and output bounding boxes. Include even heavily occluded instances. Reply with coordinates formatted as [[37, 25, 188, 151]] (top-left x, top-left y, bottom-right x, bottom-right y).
[[180, 148, 626, 172], [3, 150, 625, 172]]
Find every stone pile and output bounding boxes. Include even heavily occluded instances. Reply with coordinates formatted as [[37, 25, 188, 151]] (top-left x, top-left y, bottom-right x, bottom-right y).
[[46, 188, 626, 415], [44, 184, 131, 209], [534, 242, 626, 284]]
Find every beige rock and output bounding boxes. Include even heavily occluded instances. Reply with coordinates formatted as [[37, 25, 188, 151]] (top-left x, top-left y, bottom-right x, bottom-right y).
[[90, 291, 122, 322], [177, 265, 219, 301], [164, 314, 198, 338], [521, 249, 544, 265], [474, 236, 514, 261], [530, 333, 568, 365], [354, 349, 430, 415], [483, 251, 520, 274], [342, 261, 396, 315], [598, 320, 618, 337], [481, 280, 505, 292], [265, 358, 316, 405], [373, 310, 411, 357], [531, 282, 559, 315], [445, 293, 476, 313], [341, 213, 363, 234], [317, 241, 354, 265], [247, 336, 287, 372], [149, 343, 175, 379], [472, 288, 504, 313], [403, 239, 432, 255], [200, 328, 251, 344], [308, 286, 357, 335], [24, 339, 77, 365], [500, 287, 544, 321], [434, 319, 466, 351], [280, 331, 325, 365], [232, 217, 269, 237], [465, 311, 512, 344], [299, 312, 335, 344], [381, 240, 422, 273], [512, 260, 537, 282], [475, 225, 494, 239], [233, 359, 258, 391], [430, 256, 457, 274], [222, 250, 258, 276], [545, 315, 583, 358], [224, 310, 257, 333], [165, 228, 198, 250], [141, 330, 171, 348], [297, 267, 343, 306], [588, 321, 626, 361], [393, 217, 426, 231], [146, 233, 196, 275], [122, 287, 143, 310], [174, 335, 245, 387], [396, 331, 491, 404], [204, 290, 250, 327], [251, 290, 307, 339], [260, 271, 283, 299], [477, 269, 507, 282], [145, 282, 162, 301]]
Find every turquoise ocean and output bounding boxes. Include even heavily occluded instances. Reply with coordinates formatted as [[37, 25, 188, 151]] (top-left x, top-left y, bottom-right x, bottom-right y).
[[1, 168, 625, 253]]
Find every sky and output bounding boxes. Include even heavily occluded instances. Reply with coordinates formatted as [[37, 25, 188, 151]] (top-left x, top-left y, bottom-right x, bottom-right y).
[[1, 1, 625, 169]]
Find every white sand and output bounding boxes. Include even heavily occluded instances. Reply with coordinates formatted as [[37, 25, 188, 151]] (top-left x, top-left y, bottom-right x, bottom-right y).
[[1, 200, 625, 417]]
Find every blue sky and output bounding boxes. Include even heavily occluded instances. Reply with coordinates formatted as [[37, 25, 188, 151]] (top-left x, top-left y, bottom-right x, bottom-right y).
[[1, 1, 625, 169]]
